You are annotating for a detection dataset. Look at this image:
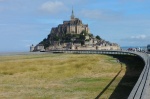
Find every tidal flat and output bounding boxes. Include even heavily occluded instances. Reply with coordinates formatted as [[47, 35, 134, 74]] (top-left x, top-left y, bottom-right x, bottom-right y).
[[0, 53, 143, 99]]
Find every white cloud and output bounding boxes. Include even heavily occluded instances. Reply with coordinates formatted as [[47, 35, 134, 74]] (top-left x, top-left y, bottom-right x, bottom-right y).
[[80, 10, 102, 19], [120, 34, 150, 46], [131, 34, 147, 39], [22, 40, 37, 48], [40, 1, 68, 14], [122, 34, 149, 41], [79, 9, 123, 21], [0, 7, 4, 12], [120, 0, 145, 2], [22, 40, 33, 43], [0, 4, 7, 12], [62, 0, 89, 5]]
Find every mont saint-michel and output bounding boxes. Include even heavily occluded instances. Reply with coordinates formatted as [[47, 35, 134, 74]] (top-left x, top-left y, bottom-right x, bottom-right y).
[[30, 9, 120, 52]]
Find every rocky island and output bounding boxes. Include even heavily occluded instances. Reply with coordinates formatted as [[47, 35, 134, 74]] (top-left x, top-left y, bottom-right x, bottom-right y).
[[30, 9, 120, 52]]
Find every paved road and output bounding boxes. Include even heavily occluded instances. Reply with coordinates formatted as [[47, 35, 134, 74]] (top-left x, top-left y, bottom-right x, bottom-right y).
[[146, 54, 150, 99], [144, 54, 150, 99]]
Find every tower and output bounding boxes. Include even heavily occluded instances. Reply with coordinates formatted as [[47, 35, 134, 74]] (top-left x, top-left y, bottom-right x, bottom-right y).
[[71, 7, 75, 20]]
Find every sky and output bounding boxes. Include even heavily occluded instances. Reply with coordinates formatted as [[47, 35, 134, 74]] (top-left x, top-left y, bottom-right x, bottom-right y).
[[0, 0, 150, 52]]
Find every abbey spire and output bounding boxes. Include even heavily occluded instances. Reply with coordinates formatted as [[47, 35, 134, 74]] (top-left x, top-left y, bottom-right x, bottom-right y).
[[71, 7, 75, 20]]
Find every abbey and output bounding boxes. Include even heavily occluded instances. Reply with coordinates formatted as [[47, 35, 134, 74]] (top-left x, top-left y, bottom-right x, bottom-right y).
[[30, 9, 120, 52], [50, 9, 90, 38]]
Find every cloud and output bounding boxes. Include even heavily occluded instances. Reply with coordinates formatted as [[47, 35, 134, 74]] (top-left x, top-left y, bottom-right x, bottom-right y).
[[120, 0, 145, 2], [79, 9, 123, 21], [62, 0, 90, 5], [40, 1, 68, 14], [0, 7, 5, 12], [122, 34, 150, 41], [131, 34, 146, 39], [80, 10, 102, 19], [120, 34, 150, 46], [22, 40, 37, 48], [0, 0, 5, 2]]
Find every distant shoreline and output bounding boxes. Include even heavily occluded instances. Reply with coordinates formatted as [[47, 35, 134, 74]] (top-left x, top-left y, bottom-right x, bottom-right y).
[[0, 46, 147, 56], [0, 52, 49, 56]]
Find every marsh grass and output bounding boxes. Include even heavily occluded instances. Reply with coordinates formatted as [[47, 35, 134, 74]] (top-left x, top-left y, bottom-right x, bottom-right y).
[[0, 54, 125, 99]]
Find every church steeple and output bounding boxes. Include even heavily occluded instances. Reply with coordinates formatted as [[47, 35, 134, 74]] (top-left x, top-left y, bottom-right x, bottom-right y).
[[71, 7, 75, 20]]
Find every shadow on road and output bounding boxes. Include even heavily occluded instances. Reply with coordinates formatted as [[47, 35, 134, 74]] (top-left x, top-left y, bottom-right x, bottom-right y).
[[95, 55, 144, 99]]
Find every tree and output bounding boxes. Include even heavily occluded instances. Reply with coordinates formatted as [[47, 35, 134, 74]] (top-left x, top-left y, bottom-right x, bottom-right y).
[[53, 36, 60, 41], [96, 35, 101, 40], [64, 34, 72, 42], [81, 30, 88, 36], [39, 38, 50, 48], [79, 33, 85, 40], [89, 34, 93, 37]]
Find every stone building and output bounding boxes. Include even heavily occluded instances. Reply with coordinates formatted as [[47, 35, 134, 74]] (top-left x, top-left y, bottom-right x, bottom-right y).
[[34, 44, 45, 52], [30, 44, 35, 52], [50, 8, 90, 39]]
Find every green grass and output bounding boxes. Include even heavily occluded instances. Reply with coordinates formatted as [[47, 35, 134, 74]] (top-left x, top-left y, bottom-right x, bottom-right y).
[[0, 53, 126, 99]]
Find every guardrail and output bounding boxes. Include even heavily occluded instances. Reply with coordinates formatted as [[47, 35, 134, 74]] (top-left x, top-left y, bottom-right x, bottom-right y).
[[128, 52, 150, 99], [49, 50, 150, 99]]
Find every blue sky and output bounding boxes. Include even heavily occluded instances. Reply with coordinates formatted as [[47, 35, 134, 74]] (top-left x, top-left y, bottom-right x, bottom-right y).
[[0, 0, 150, 52]]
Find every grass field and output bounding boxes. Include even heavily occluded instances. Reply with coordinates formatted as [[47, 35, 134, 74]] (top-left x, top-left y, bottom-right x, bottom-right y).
[[0, 53, 143, 99]]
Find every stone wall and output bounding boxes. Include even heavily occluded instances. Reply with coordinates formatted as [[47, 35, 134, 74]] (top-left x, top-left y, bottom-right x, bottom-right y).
[[96, 45, 120, 50], [71, 45, 120, 50]]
